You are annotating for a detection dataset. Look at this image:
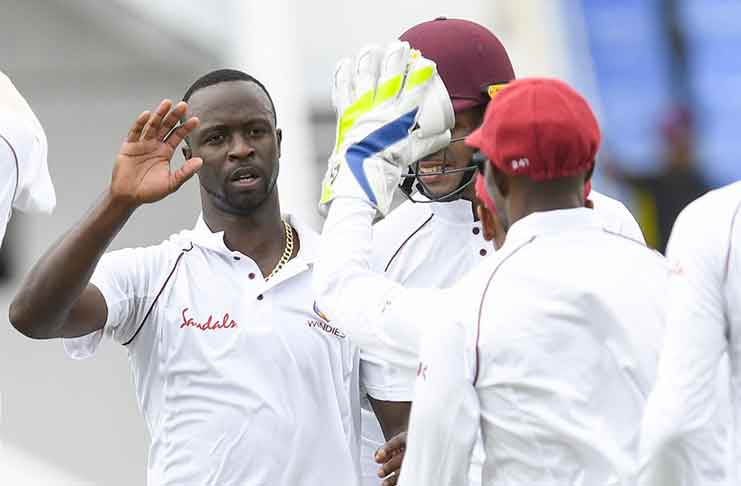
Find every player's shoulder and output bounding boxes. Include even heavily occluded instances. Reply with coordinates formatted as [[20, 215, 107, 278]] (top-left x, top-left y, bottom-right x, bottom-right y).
[[669, 182, 741, 256], [102, 228, 194, 271], [589, 189, 629, 212], [676, 182, 741, 226], [371, 199, 433, 258], [373, 199, 432, 235], [589, 189, 645, 244]]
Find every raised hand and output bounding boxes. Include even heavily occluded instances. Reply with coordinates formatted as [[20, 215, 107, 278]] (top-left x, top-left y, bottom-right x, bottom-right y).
[[318, 41, 454, 216], [110, 100, 202, 207]]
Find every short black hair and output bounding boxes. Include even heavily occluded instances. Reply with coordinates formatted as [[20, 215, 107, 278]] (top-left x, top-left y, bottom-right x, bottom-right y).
[[182, 69, 277, 124]]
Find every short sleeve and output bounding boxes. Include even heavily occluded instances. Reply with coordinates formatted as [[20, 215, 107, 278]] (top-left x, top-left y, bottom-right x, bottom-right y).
[[0, 71, 55, 214], [63, 244, 175, 359]]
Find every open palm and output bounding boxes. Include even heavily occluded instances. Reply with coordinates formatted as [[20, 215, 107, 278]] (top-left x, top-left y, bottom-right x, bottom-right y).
[[111, 100, 202, 206]]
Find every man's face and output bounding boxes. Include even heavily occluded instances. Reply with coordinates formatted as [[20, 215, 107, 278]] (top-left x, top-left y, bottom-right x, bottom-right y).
[[415, 106, 482, 199], [184, 80, 282, 214]]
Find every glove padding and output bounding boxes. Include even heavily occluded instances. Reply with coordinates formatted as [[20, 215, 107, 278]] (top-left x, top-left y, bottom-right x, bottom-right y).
[[319, 41, 454, 216]]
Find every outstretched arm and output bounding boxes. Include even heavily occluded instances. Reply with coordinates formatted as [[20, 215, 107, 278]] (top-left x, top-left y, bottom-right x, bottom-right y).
[[314, 41, 453, 366], [316, 198, 444, 370], [10, 100, 201, 339]]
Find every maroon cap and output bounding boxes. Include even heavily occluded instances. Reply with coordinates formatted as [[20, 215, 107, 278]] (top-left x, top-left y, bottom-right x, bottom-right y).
[[466, 78, 601, 182], [399, 18, 515, 112]]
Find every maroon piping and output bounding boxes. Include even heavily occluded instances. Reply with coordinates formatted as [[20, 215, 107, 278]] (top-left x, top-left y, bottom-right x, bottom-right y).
[[123, 243, 193, 346], [383, 214, 434, 273], [473, 236, 535, 385], [0, 134, 20, 204]]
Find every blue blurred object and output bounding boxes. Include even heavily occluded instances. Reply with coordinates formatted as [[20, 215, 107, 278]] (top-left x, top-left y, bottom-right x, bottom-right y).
[[579, 0, 674, 177], [679, 0, 741, 186]]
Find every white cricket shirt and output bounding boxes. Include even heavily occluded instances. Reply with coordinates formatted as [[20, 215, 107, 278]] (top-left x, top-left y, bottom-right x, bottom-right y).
[[0, 70, 55, 236], [639, 182, 741, 486], [65, 215, 361, 486], [356, 191, 645, 485], [315, 199, 660, 486]]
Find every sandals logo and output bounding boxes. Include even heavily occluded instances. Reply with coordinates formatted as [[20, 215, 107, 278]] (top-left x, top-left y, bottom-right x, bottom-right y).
[[180, 307, 238, 331]]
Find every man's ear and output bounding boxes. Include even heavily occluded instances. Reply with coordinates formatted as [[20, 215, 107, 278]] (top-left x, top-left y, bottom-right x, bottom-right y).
[[477, 205, 496, 242], [276, 128, 283, 159], [476, 204, 507, 250]]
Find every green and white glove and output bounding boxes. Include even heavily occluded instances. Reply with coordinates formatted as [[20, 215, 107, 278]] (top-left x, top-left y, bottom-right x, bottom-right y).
[[319, 41, 454, 216]]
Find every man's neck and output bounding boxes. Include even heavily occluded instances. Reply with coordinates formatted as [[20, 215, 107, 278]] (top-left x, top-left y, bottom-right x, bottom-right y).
[[201, 194, 287, 274], [460, 184, 479, 222]]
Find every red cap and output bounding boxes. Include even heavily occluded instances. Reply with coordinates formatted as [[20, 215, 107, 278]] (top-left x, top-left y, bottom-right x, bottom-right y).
[[466, 78, 600, 181], [399, 18, 515, 113]]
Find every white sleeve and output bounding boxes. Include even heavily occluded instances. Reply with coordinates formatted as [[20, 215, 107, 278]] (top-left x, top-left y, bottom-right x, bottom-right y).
[[0, 137, 16, 246], [639, 202, 729, 484], [314, 198, 447, 391], [63, 245, 172, 359], [398, 318, 480, 486], [0, 71, 55, 214]]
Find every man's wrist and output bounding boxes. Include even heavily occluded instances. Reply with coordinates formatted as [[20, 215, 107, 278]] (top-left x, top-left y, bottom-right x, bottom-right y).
[[102, 189, 138, 218]]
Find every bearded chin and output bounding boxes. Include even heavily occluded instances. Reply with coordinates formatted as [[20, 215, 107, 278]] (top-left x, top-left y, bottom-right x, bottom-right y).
[[200, 160, 280, 216]]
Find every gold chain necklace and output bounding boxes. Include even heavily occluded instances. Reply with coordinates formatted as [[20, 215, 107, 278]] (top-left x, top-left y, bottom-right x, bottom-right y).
[[265, 220, 294, 281]]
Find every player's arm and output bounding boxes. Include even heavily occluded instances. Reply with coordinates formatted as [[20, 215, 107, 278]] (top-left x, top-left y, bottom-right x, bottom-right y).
[[317, 198, 450, 369], [9, 101, 201, 339], [396, 319, 480, 486], [314, 41, 453, 361], [369, 398, 410, 441], [639, 199, 729, 483]]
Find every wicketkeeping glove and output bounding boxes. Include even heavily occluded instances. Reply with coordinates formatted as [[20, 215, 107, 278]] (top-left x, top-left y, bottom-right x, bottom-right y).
[[319, 41, 454, 216]]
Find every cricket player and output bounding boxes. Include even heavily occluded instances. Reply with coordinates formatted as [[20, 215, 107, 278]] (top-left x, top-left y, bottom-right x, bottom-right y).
[[639, 182, 741, 486], [0, 70, 55, 246], [314, 39, 670, 484], [349, 18, 645, 486], [10, 70, 361, 486]]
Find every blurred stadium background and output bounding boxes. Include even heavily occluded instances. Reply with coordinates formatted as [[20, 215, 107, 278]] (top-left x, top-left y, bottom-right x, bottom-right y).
[[0, 0, 739, 484]]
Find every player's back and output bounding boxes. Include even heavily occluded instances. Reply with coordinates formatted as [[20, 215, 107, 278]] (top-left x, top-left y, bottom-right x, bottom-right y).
[[474, 209, 669, 485]]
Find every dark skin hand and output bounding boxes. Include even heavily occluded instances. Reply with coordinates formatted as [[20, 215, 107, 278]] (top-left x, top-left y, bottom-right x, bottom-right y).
[[368, 397, 410, 484], [9, 100, 201, 339], [375, 429, 407, 486]]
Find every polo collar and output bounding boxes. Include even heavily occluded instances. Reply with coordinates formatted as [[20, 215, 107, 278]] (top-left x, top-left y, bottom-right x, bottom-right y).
[[412, 193, 476, 224], [189, 213, 319, 266], [504, 208, 604, 247], [430, 198, 476, 224]]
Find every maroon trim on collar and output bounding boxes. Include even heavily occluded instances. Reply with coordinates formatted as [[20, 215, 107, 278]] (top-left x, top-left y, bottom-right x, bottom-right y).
[[384, 214, 434, 273]]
